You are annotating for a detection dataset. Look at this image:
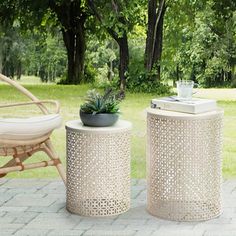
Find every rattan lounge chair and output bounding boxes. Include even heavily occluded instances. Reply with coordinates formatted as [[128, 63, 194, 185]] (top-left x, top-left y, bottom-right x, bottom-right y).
[[0, 73, 66, 184]]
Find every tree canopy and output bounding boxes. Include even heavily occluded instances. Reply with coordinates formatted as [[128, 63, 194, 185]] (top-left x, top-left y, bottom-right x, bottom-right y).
[[0, 0, 235, 92]]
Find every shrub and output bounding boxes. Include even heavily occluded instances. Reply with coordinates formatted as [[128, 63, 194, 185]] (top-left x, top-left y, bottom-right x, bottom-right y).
[[126, 70, 171, 94]]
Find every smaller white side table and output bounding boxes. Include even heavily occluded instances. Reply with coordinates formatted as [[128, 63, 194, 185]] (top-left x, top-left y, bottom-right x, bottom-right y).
[[65, 120, 132, 217]]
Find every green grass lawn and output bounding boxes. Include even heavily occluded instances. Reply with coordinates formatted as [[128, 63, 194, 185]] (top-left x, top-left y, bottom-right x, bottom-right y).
[[0, 82, 236, 179]]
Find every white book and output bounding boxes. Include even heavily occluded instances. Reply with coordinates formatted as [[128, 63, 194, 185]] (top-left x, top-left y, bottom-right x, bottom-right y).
[[151, 97, 217, 114]]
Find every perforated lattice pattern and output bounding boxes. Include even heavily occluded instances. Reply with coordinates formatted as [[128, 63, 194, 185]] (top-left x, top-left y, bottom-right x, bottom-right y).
[[66, 127, 131, 216], [147, 111, 223, 221]]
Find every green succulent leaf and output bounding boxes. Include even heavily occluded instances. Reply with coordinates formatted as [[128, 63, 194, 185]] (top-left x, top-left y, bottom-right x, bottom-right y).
[[80, 89, 120, 114]]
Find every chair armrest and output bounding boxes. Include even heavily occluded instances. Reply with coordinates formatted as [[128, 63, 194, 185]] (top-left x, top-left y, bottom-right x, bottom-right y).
[[0, 100, 60, 114], [0, 73, 49, 114]]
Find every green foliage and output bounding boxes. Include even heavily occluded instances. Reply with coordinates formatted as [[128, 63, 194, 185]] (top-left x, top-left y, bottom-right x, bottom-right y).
[[231, 79, 236, 88], [127, 70, 170, 94], [0, 0, 235, 89], [22, 32, 67, 82], [163, 0, 236, 87], [80, 89, 120, 114], [94, 75, 120, 91], [85, 38, 118, 84], [188, 2, 235, 87], [89, 0, 146, 39], [84, 63, 97, 83], [127, 38, 170, 94], [0, 1, 67, 82], [0, 25, 25, 79]]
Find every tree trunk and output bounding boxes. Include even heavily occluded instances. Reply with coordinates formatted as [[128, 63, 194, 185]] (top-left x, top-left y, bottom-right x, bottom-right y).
[[16, 61, 21, 80], [173, 64, 179, 86], [176, 64, 179, 81], [0, 57, 2, 73], [145, 0, 166, 80], [75, 24, 86, 84], [107, 60, 113, 81], [107, 41, 114, 81], [0, 48, 2, 73], [145, 0, 157, 71], [232, 65, 235, 81], [117, 34, 129, 96], [50, 0, 86, 84], [61, 26, 85, 85], [153, 4, 165, 81]]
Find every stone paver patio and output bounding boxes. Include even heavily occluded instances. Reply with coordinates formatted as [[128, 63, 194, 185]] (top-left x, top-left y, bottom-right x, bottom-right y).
[[0, 179, 236, 236]]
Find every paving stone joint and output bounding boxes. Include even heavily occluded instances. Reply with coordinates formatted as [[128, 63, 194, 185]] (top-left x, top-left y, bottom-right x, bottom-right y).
[[0, 179, 236, 236]]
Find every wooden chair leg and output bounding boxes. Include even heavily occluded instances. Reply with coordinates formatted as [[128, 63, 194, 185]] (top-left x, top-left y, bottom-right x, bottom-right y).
[[0, 141, 66, 185], [44, 139, 66, 185], [0, 151, 33, 178], [0, 173, 7, 178]]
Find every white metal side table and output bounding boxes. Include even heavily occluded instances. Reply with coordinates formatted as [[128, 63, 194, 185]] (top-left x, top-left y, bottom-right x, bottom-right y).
[[146, 108, 224, 221], [66, 120, 132, 217]]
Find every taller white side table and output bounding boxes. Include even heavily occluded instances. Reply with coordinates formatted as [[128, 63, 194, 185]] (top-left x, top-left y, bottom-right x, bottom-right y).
[[66, 120, 132, 217], [146, 108, 224, 221]]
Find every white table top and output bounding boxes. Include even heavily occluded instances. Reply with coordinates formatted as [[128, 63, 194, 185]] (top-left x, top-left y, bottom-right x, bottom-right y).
[[146, 108, 224, 120], [65, 120, 132, 133]]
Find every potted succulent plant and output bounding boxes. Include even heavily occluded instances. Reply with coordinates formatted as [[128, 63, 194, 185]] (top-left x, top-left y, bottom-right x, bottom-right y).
[[80, 89, 120, 127]]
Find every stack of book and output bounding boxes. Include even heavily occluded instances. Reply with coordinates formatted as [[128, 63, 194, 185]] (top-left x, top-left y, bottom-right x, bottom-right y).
[[151, 97, 217, 114]]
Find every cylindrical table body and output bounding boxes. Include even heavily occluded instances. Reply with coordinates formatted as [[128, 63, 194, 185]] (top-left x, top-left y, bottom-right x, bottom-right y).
[[66, 120, 132, 217], [146, 108, 224, 221]]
